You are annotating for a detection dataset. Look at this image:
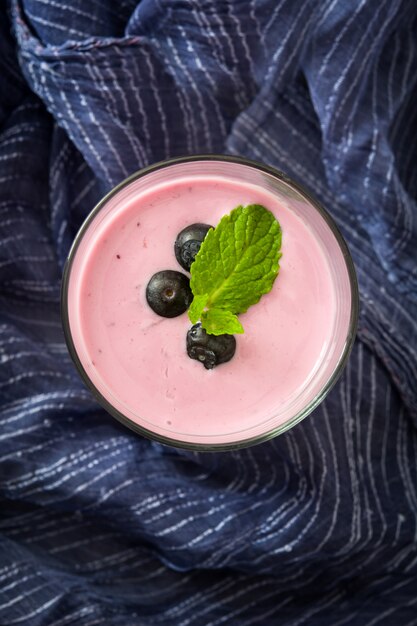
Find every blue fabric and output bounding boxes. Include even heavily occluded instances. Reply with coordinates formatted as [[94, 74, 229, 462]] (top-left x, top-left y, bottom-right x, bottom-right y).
[[1, 0, 417, 624]]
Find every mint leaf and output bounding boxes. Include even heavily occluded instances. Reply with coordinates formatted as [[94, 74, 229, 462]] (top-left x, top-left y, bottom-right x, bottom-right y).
[[201, 308, 244, 335], [189, 204, 282, 335], [188, 294, 209, 324]]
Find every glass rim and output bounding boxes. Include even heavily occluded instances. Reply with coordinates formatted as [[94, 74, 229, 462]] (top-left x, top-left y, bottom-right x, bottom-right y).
[[61, 154, 359, 451]]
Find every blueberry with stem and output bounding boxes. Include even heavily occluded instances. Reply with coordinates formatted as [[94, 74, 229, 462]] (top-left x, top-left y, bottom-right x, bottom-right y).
[[186, 323, 236, 369]]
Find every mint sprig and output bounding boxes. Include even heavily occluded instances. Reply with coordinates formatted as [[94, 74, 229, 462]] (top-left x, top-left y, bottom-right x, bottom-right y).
[[188, 204, 282, 335]]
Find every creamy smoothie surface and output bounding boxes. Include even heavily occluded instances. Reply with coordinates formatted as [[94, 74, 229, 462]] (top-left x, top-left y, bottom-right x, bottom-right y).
[[67, 176, 337, 443]]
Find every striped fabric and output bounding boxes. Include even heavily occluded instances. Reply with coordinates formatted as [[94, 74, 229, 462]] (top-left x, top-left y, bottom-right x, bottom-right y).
[[1, 0, 417, 624]]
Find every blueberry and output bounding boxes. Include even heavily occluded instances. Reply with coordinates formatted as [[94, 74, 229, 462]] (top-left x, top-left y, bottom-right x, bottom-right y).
[[186, 323, 236, 369], [146, 270, 192, 318], [174, 223, 213, 271]]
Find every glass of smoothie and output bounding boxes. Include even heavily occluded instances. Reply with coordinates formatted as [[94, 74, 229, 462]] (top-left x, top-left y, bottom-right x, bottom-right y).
[[61, 155, 359, 450]]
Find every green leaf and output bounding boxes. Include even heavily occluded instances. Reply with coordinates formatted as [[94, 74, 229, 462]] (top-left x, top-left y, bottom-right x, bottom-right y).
[[201, 308, 244, 335], [188, 294, 209, 324], [189, 204, 282, 335]]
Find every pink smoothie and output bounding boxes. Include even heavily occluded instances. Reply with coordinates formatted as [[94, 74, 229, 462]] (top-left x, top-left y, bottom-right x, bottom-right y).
[[66, 172, 348, 446]]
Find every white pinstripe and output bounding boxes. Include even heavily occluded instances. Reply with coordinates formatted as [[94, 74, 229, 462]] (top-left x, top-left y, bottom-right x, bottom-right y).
[[167, 36, 212, 150], [22, 9, 89, 39]]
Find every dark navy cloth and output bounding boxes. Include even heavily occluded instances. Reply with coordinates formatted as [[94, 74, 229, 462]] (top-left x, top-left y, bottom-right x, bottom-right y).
[[1, 1, 417, 624]]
